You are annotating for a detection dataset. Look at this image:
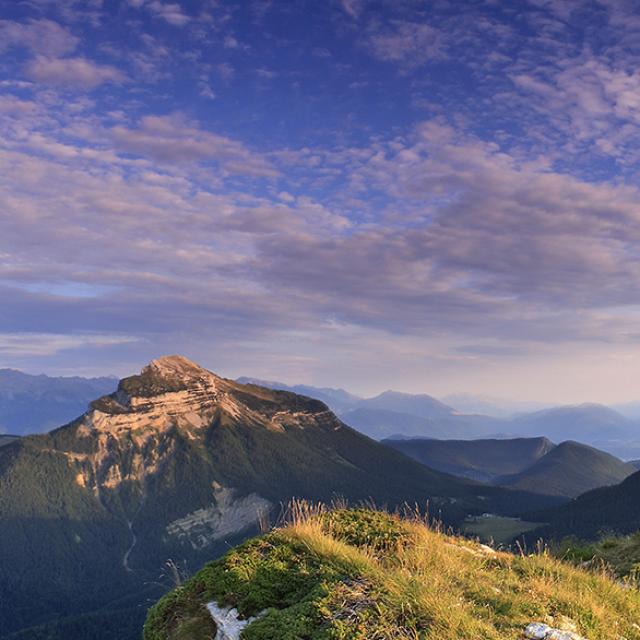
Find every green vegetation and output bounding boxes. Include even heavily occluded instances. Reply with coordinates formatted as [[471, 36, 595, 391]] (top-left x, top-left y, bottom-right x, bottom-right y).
[[558, 532, 640, 580], [144, 506, 640, 640], [462, 515, 544, 544], [385, 437, 555, 483], [387, 437, 635, 499], [496, 441, 635, 498], [531, 469, 640, 541]]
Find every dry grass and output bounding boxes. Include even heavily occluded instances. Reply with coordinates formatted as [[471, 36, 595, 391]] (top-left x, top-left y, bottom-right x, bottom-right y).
[[145, 502, 640, 640]]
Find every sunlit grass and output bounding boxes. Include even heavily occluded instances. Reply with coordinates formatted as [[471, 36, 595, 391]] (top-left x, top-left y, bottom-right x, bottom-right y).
[[145, 501, 640, 640]]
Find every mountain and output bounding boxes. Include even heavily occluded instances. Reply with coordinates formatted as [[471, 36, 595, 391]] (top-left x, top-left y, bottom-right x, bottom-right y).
[[235, 385, 456, 420], [0, 356, 555, 640], [384, 437, 555, 483], [441, 393, 551, 417], [496, 441, 636, 498], [531, 469, 640, 541], [234, 381, 640, 456], [235, 377, 362, 413], [0, 369, 116, 435], [612, 401, 640, 420], [501, 403, 640, 460], [341, 408, 453, 440], [143, 507, 640, 640], [355, 389, 455, 418], [342, 408, 509, 441], [386, 437, 635, 498], [630, 459, 640, 469], [235, 380, 506, 440], [508, 403, 638, 451]]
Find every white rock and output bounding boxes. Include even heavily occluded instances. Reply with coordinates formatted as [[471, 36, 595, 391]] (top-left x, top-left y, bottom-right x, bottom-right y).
[[206, 601, 265, 640], [523, 622, 587, 640], [524, 623, 553, 639], [547, 631, 585, 640]]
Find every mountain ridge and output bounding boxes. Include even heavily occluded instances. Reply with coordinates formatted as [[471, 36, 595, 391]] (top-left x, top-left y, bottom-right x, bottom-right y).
[[235, 378, 640, 457], [495, 440, 635, 497], [384, 436, 556, 483]]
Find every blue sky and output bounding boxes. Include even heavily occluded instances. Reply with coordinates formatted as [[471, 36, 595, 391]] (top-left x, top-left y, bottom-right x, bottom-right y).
[[2, 0, 640, 403]]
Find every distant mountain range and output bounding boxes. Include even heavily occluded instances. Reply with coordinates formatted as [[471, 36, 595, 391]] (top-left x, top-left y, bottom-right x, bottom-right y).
[[0, 369, 116, 435], [384, 437, 635, 498], [0, 356, 556, 640], [234, 377, 361, 413], [236, 378, 640, 459], [4, 371, 640, 458]]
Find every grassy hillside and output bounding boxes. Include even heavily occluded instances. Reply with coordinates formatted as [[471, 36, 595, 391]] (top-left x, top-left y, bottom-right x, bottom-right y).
[[144, 506, 640, 640], [384, 437, 555, 482], [497, 441, 635, 498]]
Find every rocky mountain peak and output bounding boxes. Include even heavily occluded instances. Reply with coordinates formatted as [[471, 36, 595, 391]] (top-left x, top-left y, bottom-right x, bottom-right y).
[[61, 356, 340, 493], [111, 355, 222, 402], [143, 355, 213, 382]]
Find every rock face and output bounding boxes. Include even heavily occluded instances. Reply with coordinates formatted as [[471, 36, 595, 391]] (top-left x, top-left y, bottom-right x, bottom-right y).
[[166, 486, 271, 549]]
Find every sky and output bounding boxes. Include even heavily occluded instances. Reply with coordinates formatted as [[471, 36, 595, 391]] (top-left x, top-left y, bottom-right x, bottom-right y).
[[3, 0, 640, 403]]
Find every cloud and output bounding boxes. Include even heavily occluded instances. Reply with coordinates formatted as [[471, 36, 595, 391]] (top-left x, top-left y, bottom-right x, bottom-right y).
[[339, 0, 364, 19], [109, 115, 277, 176], [25, 56, 126, 88], [133, 1, 191, 26], [0, 332, 137, 358], [0, 95, 39, 116], [366, 20, 448, 67], [0, 18, 79, 56], [249, 120, 640, 343], [5, 0, 640, 399]]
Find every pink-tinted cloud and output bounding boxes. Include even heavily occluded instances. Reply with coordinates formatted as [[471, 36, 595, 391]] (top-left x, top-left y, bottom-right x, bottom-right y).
[[26, 56, 126, 88], [0, 18, 79, 56], [109, 115, 277, 176]]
